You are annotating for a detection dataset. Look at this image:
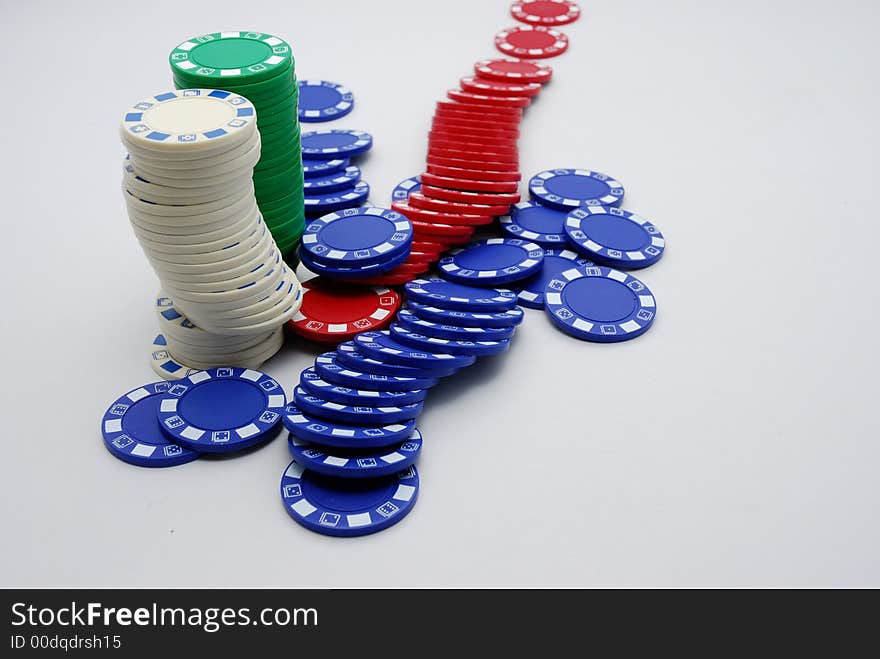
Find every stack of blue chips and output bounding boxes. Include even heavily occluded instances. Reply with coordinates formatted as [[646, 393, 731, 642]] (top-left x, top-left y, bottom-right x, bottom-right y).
[[301, 129, 374, 218]]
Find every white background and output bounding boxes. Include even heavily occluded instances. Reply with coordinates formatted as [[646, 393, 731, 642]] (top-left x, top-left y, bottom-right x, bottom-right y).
[[1, 0, 878, 587]]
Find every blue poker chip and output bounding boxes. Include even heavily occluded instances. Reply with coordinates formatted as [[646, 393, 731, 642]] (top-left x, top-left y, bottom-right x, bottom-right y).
[[302, 157, 349, 179], [499, 201, 569, 247], [314, 351, 441, 390], [396, 309, 515, 342], [516, 248, 594, 309], [299, 244, 410, 279], [280, 461, 419, 537], [529, 168, 625, 210], [438, 238, 545, 286], [101, 381, 200, 468], [302, 165, 361, 193], [334, 343, 457, 380], [156, 367, 286, 453], [293, 386, 424, 425], [297, 80, 354, 123], [544, 265, 657, 342], [404, 278, 518, 312], [300, 129, 373, 159], [564, 206, 665, 269], [302, 206, 413, 266], [354, 330, 476, 371], [406, 301, 524, 328], [391, 175, 421, 202], [303, 180, 370, 215], [282, 404, 415, 448], [389, 324, 511, 357], [301, 367, 428, 405], [287, 427, 423, 479]]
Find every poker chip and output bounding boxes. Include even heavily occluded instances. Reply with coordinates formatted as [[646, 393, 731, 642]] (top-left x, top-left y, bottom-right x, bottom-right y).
[[429, 137, 518, 158], [405, 278, 518, 311], [429, 128, 518, 149], [391, 176, 421, 202], [447, 89, 532, 108], [564, 206, 665, 269], [515, 248, 593, 309], [302, 207, 412, 266], [156, 367, 286, 453], [428, 146, 519, 165], [169, 31, 293, 84], [282, 404, 416, 449], [336, 341, 459, 378], [459, 76, 542, 97], [511, 0, 581, 26], [421, 185, 520, 206], [438, 238, 544, 286], [299, 247, 411, 280], [544, 265, 657, 342], [500, 200, 568, 247], [314, 352, 440, 391], [297, 80, 354, 122], [410, 219, 475, 239], [392, 200, 494, 227], [433, 114, 521, 135], [300, 129, 373, 159], [426, 164, 521, 183], [354, 330, 476, 371], [420, 173, 519, 194], [150, 334, 200, 380], [303, 180, 371, 215], [474, 58, 554, 84], [101, 382, 201, 468], [293, 386, 424, 425], [528, 168, 624, 210], [406, 301, 524, 328], [435, 99, 523, 122], [302, 166, 361, 193], [287, 278, 400, 343], [302, 157, 349, 178], [494, 25, 570, 60], [288, 428, 422, 480], [396, 309, 515, 342], [389, 324, 511, 357], [300, 368, 428, 406], [408, 192, 511, 217], [280, 461, 419, 537], [427, 153, 520, 173]]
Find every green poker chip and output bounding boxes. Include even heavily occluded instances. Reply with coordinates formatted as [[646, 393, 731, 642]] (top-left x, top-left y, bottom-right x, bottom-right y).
[[169, 31, 294, 85]]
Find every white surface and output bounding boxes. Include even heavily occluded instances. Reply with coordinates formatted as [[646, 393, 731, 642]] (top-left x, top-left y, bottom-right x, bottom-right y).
[[1, 0, 878, 587]]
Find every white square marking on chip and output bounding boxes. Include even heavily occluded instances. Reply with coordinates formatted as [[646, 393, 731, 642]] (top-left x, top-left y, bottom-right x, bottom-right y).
[[241, 369, 261, 382], [131, 444, 156, 458], [104, 419, 122, 433], [292, 500, 317, 517], [220, 68, 243, 76], [324, 456, 348, 467], [608, 270, 627, 282], [160, 399, 178, 413], [129, 388, 150, 402], [626, 252, 646, 260], [394, 484, 416, 502], [181, 427, 205, 441], [190, 371, 211, 384], [267, 394, 285, 408], [640, 295, 656, 308], [285, 462, 305, 478], [236, 424, 259, 438], [572, 319, 593, 332], [381, 452, 405, 465], [330, 428, 356, 437], [347, 513, 372, 527]]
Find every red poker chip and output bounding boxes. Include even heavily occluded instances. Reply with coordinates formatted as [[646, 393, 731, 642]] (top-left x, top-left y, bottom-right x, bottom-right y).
[[428, 147, 519, 167], [429, 139, 518, 158], [426, 163, 521, 183], [287, 277, 401, 343], [421, 184, 520, 206], [429, 129, 518, 148], [392, 199, 495, 226], [432, 117, 520, 139], [437, 99, 523, 120], [447, 88, 532, 108], [412, 239, 447, 253], [406, 251, 440, 265], [494, 25, 569, 60], [511, 0, 581, 26], [434, 106, 522, 129], [420, 173, 519, 194], [383, 261, 431, 276], [460, 76, 542, 97], [408, 191, 511, 216], [474, 58, 553, 84], [427, 154, 520, 173], [411, 219, 475, 239]]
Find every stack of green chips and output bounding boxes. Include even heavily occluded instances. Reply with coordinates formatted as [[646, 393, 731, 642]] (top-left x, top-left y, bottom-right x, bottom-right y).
[[169, 31, 304, 258]]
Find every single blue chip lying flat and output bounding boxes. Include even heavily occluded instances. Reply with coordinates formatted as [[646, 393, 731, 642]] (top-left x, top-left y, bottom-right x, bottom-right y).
[[282, 404, 415, 448], [354, 330, 476, 371], [404, 277, 518, 312], [314, 351, 441, 390], [293, 386, 424, 425], [406, 300, 524, 328], [438, 238, 544, 286], [302, 157, 350, 179], [297, 80, 354, 123], [156, 367, 286, 453], [302, 165, 361, 193], [299, 244, 410, 279], [544, 265, 657, 342], [303, 180, 370, 215], [516, 248, 594, 309], [280, 460, 419, 537], [396, 309, 515, 342], [287, 428, 423, 479], [302, 207, 413, 266], [389, 324, 511, 357], [101, 382, 200, 468], [499, 201, 569, 247], [301, 367, 428, 405], [528, 168, 625, 210], [564, 206, 665, 269], [300, 129, 373, 159], [391, 175, 422, 202], [335, 341, 458, 379]]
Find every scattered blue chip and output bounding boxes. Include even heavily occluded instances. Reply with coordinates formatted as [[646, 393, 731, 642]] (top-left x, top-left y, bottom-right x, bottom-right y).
[[282, 404, 416, 448], [564, 206, 665, 269], [287, 428, 423, 479], [406, 301, 524, 328], [499, 201, 569, 247], [529, 168, 625, 210], [297, 80, 354, 123], [293, 386, 424, 425], [438, 238, 545, 286], [389, 324, 511, 357], [156, 367, 286, 453], [354, 330, 476, 371], [396, 309, 515, 342], [391, 175, 421, 202], [544, 265, 657, 342], [516, 248, 594, 309], [302, 157, 350, 179], [314, 351, 440, 390], [300, 129, 373, 159], [101, 381, 200, 468], [302, 165, 361, 193], [404, 278, 518, 312], [301, 367, 428, 405], [280, 460, 419, 537], [299, 243, 410, 279], [302, 207, 413, 266], [303, 180, 370, 215], [335, 342, 458, 379]]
